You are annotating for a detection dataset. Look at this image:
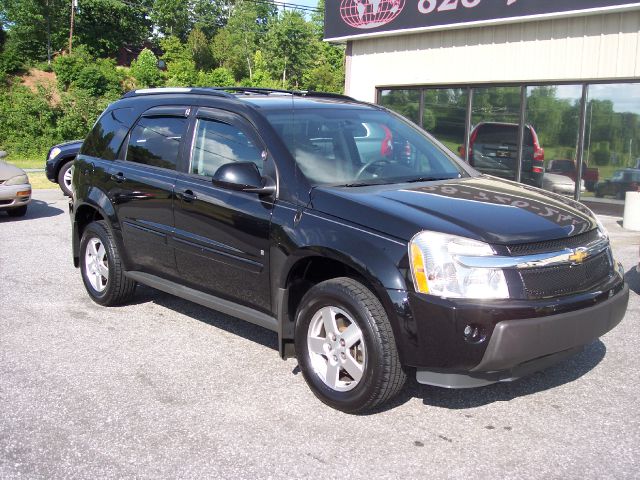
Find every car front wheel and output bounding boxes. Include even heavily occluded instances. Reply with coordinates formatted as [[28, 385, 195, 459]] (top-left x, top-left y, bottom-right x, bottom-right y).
[[57, 161, 73, 196], [80, 220, 136, 306], [294, 277, 406, 413]]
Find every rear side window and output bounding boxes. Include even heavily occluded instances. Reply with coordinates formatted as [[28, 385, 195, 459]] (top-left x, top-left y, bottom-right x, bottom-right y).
[[474, 124, 533, 146], [81, 107, 136, 159], [190, 118, 263, 177], [126, 116, 187, 170]]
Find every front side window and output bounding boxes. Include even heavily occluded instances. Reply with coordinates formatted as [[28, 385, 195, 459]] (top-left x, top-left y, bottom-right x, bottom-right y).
[[126, 116, 187, 170], [264, 107, 465, 186], [190, 118, 263, 177]]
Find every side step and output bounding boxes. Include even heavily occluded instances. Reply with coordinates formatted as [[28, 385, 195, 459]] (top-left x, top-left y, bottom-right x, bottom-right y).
[[125, 271, 278, 332]]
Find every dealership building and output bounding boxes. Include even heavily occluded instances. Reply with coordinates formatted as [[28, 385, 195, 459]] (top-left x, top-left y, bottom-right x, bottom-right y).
[[325, 0, 640, 211]]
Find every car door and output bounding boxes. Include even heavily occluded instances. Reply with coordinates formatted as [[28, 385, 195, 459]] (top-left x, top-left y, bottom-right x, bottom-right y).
[[173, 107, 275, 312], [108, 106, 189, 276]]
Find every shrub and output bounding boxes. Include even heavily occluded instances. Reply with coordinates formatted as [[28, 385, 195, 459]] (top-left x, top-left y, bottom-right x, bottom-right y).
[[195, 67, 235, 87], [53, 46, 94, 90], [130, 49, 163, 88]]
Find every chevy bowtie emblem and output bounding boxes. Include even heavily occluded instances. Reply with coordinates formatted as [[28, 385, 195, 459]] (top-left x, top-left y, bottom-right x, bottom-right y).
[[569, 248, 589, 264]]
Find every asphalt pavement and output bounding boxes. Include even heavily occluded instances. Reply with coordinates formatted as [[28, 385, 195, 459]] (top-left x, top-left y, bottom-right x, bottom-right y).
[[1, 190, 639, 479]]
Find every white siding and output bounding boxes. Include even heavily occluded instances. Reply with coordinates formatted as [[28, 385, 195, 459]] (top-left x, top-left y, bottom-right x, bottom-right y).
[[346, 11, 640, 102]]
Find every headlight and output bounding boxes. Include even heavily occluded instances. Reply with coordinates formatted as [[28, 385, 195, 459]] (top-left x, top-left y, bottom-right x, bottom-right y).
[[48, 147, 61, 160], [4, 174, 29, 186], [595, 216, 609, 240], [409, 231, 509, 299]]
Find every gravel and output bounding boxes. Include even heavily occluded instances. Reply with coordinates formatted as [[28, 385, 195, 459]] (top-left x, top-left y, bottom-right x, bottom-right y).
[[1, 190, 639, 479]]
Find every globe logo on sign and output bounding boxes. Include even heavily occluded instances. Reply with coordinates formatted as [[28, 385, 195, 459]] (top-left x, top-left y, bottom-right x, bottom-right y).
[[340, 0, 405, 29]]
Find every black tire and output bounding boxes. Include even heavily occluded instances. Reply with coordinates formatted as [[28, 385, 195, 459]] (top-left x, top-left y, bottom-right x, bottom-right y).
[[595, 189, 603, 198], [616, 190, 625, 201], [7, 205, 27, 217], [57, 160, 73, 196], [80, 220, 136, 306], [294, 277, 406, 413]]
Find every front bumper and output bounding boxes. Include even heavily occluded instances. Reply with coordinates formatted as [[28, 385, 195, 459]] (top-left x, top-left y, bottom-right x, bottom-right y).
[[45, 158, 57, 182], [0, 184, 32, 209], [387, 276, 628, 388]]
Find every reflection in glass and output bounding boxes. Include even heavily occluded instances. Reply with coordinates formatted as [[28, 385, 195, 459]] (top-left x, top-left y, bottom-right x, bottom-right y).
[[469, 87, 526, 183], [379, 89, 421, 125], [527, 85, 583, 196], [423, 88, 468, 157], [586, 83, 640, 203]]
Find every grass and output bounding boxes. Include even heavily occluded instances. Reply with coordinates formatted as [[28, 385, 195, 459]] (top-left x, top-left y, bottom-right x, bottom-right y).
[[6, 157, 45, 169], [27, 171, 56, 190]]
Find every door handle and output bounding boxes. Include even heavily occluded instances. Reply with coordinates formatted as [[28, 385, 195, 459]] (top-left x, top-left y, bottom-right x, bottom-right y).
[[111, 172, 126, 183], [181, 189, 197, 202]]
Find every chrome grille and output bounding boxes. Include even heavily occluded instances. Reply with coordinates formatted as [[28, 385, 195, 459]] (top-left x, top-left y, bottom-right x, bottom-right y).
[[519, 250, 612, 299]]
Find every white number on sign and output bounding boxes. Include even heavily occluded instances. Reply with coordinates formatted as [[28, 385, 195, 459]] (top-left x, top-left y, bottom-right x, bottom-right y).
[[418, 0, 483, 15]]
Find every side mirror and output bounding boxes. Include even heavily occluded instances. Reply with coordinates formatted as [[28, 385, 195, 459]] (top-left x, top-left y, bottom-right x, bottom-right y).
[[0, 151, 7, 159], [212, 162, 275, 195]]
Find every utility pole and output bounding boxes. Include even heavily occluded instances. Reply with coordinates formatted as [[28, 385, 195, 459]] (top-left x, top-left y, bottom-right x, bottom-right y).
[[68, 0, 76, 53], [46, 0, 51, 64]]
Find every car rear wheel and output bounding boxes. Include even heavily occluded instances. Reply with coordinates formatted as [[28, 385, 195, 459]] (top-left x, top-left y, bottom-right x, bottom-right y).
[[294, 277, 406, 413], [6, 205, 27, 217], [57, 161, 73, 196], [80, 220, 136, 306]]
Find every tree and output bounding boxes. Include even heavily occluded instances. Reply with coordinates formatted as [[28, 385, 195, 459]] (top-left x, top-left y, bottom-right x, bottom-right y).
[[75, 0, 152, 58], [264, 10, 315, 88], [1, 0, 69, 62], [192, 0, 230, 38], [130, 48, 163, 88], [188, 27, 214, 71], [211, 0, 276, 81], [151, 0, 192, 41]]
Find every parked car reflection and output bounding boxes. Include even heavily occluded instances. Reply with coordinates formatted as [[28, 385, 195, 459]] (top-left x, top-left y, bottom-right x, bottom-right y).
[[595, 168, 640, 200]]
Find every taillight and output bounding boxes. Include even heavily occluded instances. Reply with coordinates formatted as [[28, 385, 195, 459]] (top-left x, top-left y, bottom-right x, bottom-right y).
[[531, 128, 544, 162], [532, 166, 544, 174], [380, 126, 393, 157]]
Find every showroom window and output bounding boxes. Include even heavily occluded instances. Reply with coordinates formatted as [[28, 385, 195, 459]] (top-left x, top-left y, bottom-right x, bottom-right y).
[[377, 81, 640, 211]]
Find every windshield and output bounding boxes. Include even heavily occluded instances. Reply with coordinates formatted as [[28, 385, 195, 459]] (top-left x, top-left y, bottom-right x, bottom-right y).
[[263, 107, 466, 186]]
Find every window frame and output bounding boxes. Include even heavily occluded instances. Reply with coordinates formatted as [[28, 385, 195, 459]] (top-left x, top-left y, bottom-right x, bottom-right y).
[[121, 110, 190, 172], [183, 107, 270, 181]]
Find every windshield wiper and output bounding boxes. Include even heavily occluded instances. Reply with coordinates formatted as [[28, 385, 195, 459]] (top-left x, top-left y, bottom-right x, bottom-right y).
[[340, 180, 393, 187], [403, 175, 460, 183]]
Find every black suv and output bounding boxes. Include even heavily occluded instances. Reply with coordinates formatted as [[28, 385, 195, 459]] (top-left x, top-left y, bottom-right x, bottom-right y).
[[71, 88, 629, 413]]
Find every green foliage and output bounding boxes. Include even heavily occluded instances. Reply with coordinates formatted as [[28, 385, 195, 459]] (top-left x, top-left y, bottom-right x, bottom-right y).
[[263, 11, 315, 88], [74, 58, 122, 96], [53, 45, 94, 90], [195, 67, 234, 87], [53, 46, 122, 95], [160, 36, 191, 64], [56, 88, 111, 141], [152, 0, 192, 41], [0, 38, 24, 75], [75, 0, 152, 58], [165, 59, 198, 87], [188, 27, 214, 71], [130, 48, 163, 88], [0, 85, 59, 157], [1, 0, 69, 63]]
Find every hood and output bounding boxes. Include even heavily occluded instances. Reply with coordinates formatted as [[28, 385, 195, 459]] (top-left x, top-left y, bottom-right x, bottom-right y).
[[55, 139, 83, 148], [310, 176, 597, 245], [0, 161, 27, 182]]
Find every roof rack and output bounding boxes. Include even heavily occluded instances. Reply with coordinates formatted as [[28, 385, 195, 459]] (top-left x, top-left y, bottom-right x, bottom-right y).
[[122, 87, 235, 99], [122, 86, 357, 102], [215, 87, 356, 101]]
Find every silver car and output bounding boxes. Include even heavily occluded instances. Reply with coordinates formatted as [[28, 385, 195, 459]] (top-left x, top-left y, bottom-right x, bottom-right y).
[[0, 151, 31, 217]]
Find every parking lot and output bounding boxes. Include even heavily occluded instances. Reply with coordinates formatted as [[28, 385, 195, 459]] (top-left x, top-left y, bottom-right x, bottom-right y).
[[1, 189, 639, 479]]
